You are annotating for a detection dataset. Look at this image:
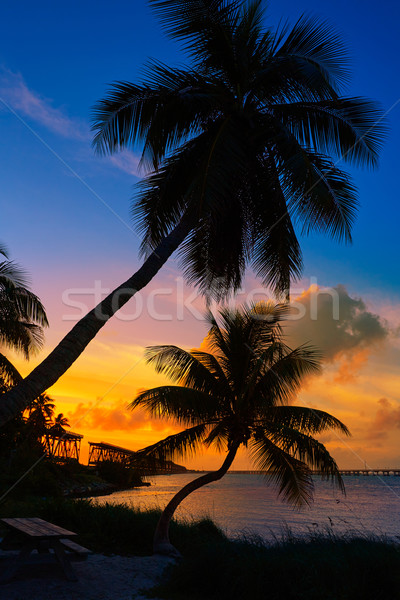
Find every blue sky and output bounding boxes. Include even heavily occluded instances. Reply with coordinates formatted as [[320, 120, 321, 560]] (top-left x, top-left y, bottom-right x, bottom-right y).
[[1, 0, 399, 302]]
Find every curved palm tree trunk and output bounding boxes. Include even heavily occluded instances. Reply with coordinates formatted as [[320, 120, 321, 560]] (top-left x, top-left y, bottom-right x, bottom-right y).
[[153, 441, 240, 557], [0, 216, 193, 426]]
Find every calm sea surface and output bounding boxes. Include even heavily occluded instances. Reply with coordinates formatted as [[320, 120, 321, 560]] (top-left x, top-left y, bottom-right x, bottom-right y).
[[92, 473, 400, 541]]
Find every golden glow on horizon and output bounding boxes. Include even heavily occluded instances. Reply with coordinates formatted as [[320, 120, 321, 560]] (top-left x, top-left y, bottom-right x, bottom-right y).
[[8, 284, 400, 470]]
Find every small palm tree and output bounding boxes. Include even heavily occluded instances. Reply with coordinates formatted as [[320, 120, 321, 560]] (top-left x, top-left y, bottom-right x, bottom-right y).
[[47, 413, 71, 457], [25, 394, 55, 448], [130, 303, 349, 556], [0, 240, 49, 454], [0, 354, 22, 391], [0, 243, 48, 359], [49, 413, 71, 436], [0, 243, 49, 435], [0, 0, 385, 426], [0, 358, 25, 456], [52, 413, 70, 429]]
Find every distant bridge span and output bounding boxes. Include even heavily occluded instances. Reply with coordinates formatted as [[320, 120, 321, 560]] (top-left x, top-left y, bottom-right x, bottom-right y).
[[87, 441, 186, 474], [331, 469, 400, 477], [229, 469, 400, 476]]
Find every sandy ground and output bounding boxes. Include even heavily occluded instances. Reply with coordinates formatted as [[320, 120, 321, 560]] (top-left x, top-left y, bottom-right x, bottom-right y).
[[0, 551, 175, 600]]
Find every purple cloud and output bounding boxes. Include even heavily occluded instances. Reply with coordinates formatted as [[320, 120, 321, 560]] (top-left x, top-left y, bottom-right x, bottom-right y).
[[108, 150, 141, 177], [0, 68, 89, 140], [0, 67, 141, 177]]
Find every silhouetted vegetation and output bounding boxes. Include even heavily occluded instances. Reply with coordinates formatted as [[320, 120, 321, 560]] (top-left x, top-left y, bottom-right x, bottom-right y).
[[0, 451, 150, 501], [0, 497, 224, 556], [0, 242, 48, 363], [0, 454, 102, 499], [0, 497, 398, 599], [153, 532, 400, 600], [96, 460, 146, 489]]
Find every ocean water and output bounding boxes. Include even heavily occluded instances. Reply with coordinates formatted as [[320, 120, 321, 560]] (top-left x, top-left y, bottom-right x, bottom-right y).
[[92, 473, 400, 541]]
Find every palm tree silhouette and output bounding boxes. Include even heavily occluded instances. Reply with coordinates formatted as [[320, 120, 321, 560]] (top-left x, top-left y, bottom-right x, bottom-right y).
[[0, 243, 49, 452], [0, 242, 48, 369], [47, 413, 71, 456], [0, 242, 48, 390], [48, 412, 71, 436], [52, 413, 70, 429], [131, 303, 349, 555], [26, 394, 55, 448], [0, 0, 385, 424]]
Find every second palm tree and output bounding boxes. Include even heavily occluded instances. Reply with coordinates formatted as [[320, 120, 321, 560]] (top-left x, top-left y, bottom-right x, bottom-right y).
[[131, 303, 349, 556]]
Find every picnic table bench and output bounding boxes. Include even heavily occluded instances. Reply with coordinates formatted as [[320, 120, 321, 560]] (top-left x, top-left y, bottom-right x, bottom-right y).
[[0, 517, 91, 582]]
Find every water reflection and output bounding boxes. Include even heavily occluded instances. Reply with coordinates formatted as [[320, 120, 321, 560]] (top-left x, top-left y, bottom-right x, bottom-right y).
[[92, 473, 400, 540]]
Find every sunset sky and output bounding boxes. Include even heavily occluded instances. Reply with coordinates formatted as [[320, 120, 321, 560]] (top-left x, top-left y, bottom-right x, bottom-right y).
[[1, 0, 400, 470]]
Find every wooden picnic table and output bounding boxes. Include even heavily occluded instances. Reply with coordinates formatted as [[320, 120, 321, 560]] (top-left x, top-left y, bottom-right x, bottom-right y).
[[0, 517, 89, 582]]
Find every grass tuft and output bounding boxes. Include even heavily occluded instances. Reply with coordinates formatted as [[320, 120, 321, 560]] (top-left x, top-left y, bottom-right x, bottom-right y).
[[0, 496, 226, 556], [153, 530, 400, 600]]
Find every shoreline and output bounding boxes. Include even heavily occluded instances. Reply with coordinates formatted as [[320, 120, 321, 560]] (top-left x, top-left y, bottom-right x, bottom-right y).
[[63, 480, 151, 499]]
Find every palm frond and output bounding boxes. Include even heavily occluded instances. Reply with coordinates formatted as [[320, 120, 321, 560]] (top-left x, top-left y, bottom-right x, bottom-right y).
[[92, 65, 217, 168], [90, 4, 385, 302], [285, 153, 359, 243], [248, 300, 291, 323], [203, 307, 257, 395], [154, 116, 253, 297], [179, 198, 248, 298], [262, 424, 345, 492], [129, 385, 219, 425], [149, 0, 242, 60], [203, 303, 290, 394], [203, 420, 230, 452], [274, 15, 350, 91], [0, 243, 9, 259], [5, 288, 49, 328], [143, 345, 227, 398], [236, 0, 265, 45], [136, 422, 209, 462], [205, 303, 287, 354], [272, 98, 386, 168], [257, 405, 350, 436], [0, 319, 45, 358], [0, 260, 30, 289], [0, 352, 22, 388], [248, 157, 303, 296], [249, 432, 314, 506], [268, 122, 359, 243], [131, 302, 345, 510], [0, 249, 48, 358], [253, 344, 321, 404], [132, 139, 199, 253], [190, 350, 232, 395]]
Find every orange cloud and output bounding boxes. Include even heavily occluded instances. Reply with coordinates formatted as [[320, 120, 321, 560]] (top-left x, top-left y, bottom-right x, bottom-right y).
[[367, 398, 400, 436], [67, 399, 170, 434], [333, 349, 370, 383]]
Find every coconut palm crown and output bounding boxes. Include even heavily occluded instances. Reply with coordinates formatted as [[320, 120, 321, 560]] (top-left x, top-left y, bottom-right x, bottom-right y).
[[130, 303, 350, 555], [0, 243, 48, 391], [93, 0, 385, 298], [0, 243, 48, 360]]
